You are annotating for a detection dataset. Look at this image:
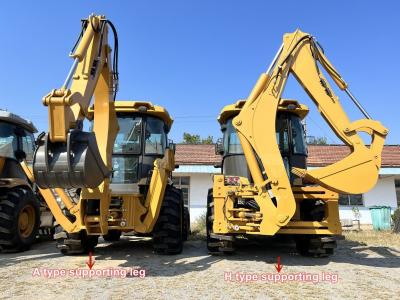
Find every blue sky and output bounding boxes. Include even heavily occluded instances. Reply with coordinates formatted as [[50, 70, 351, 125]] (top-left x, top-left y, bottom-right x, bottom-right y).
[[0, 1, 399, 144]]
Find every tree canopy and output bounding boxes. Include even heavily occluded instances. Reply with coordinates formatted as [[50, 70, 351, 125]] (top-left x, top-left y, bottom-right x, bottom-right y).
[[307, 136, 327, 145], [182, 132, 214, 144]]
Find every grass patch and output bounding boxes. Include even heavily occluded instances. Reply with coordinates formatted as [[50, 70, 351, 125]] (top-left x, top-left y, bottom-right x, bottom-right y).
[[344, 230, 400, 248], [189, 213, 207, 240]]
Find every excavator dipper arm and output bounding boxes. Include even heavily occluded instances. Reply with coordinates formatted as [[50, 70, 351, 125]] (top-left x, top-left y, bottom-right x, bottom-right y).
[[31, 15, 119, 234], [232, 30, 388, 234], [33, 14, 119, 189]]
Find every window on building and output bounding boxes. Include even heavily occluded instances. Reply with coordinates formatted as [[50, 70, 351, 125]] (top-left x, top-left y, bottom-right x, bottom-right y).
[[339, 194, 363, 206], [172, 176, 190, 206], [395, 179, 400, 208]]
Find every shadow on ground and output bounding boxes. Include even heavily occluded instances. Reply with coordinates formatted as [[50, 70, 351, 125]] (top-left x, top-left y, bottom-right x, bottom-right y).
[[1, 234, 399, 276]]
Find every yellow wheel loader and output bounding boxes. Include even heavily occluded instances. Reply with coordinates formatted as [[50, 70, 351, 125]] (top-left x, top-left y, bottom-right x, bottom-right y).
[[208, 30, 388, 257], [32, 14, 189, 255], [0, 110, 54, 252]]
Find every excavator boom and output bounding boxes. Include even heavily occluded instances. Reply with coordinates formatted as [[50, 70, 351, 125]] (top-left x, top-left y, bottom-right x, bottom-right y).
[[234, 30, 388, 197], [33, 14, 119, 189], [29, 16, 189, 256]]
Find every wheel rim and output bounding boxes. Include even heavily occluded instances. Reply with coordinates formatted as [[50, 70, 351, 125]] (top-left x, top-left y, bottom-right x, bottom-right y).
[[18, 205, 35, 238]]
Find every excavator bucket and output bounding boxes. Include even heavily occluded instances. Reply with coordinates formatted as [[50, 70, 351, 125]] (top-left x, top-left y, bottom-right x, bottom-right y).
[[293, 149, 379, 194], [33, 131, 110, 189], [292, 119, 388, 194]]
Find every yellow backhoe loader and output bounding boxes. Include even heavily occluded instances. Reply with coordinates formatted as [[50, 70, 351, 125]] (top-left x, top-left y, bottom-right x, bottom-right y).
[[0, 110, 54, 252], [208, 30, 388, 257], [32, 14, 189, 255]]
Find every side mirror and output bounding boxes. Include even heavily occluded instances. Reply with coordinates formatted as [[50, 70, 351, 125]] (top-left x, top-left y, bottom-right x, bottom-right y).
[[215, 138, 224, 155], [35, 132, 46, 146]]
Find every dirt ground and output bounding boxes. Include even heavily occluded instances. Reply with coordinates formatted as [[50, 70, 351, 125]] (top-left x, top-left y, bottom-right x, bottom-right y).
[[0, 231, 399, 300]]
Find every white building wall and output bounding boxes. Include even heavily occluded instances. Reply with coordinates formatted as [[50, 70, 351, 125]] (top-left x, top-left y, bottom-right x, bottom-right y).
[[175, 168, 399, 225], [363, 176, 397, 208], [173, 171, 211, 221], [339, 207, 372, 224], [339, 176, 398, 224]]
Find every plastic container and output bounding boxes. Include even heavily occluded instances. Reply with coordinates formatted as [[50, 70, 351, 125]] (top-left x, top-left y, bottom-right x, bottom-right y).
[[369, 206, 392, 230]]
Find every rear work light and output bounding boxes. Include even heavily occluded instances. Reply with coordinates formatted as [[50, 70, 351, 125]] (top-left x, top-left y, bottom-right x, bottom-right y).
[[224, 176, 241, 186]]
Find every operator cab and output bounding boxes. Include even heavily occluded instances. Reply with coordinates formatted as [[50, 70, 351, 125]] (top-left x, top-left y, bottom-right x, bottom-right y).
[[110, 102, 174, 194], [0, 110, 37, 179], [217, 100, 308, 184]]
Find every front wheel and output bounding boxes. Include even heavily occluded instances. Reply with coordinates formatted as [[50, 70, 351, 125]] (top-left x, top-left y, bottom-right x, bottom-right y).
[[0, 187, 40, 252], [152, 185, 184, 255]]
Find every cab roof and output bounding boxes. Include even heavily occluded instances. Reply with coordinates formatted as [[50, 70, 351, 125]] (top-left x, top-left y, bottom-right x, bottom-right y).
[[89, 101, 173, 129], [0, 109, 38, 133], [217, 99, 309, 124]]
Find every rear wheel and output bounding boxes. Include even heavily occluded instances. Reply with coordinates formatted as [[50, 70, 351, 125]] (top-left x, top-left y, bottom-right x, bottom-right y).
[[54, 223, 98, 255], [295, 236, 336, 257], [206, 189, 234, 254], [0, 187, 40, 252], [152, 185, 183, 255]]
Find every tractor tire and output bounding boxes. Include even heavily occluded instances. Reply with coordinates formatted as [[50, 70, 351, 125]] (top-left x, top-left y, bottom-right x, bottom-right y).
[[0, 187, 40, 252], [103, 230, 122, 242], [295, 236, 336, 257], [152, 185, 183, 255], [54, 223, 98, 255], [206, 189, 234, 255], [183, 206, 190, 242]]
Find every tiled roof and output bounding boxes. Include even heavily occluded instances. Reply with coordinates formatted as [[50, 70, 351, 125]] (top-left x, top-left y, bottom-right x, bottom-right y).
[[307, 145, 400, 167], [175, 144, 400, 167], [175, 144, 221, 165]]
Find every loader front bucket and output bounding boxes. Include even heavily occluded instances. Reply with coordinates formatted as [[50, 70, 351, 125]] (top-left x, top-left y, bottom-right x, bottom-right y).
[[33, 131, 110, 189]]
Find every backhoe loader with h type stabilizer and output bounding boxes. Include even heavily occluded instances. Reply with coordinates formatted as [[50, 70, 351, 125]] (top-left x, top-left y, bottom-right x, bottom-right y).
[[33, 15, 188, 255], [208, 30, 388, 257]]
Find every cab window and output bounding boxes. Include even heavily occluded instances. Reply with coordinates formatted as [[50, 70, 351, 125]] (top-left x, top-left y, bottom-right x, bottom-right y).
[[111, 156, 139, 183], [145, 117, 167, 155], [0, 122, 18, 159], [113, 116, 142, 154], [223, 119, 243, 154], [291, 116, 307, 155], [21, 130, 35, 163], [276, 115, 289, 153]]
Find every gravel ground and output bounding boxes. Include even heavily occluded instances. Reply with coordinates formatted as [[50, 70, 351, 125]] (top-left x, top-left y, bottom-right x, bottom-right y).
[[0, 232, 399, 300]]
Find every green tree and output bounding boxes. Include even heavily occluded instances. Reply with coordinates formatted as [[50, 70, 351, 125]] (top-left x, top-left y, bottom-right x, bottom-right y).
[[307, 136, 327, 145], [201, 135, 214, 144], [183, 132, 201, 144], [182, 133, 213, 144]]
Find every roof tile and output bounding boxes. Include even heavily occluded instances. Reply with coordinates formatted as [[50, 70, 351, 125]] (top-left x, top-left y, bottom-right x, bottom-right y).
[[175, 144, 400, 167]]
